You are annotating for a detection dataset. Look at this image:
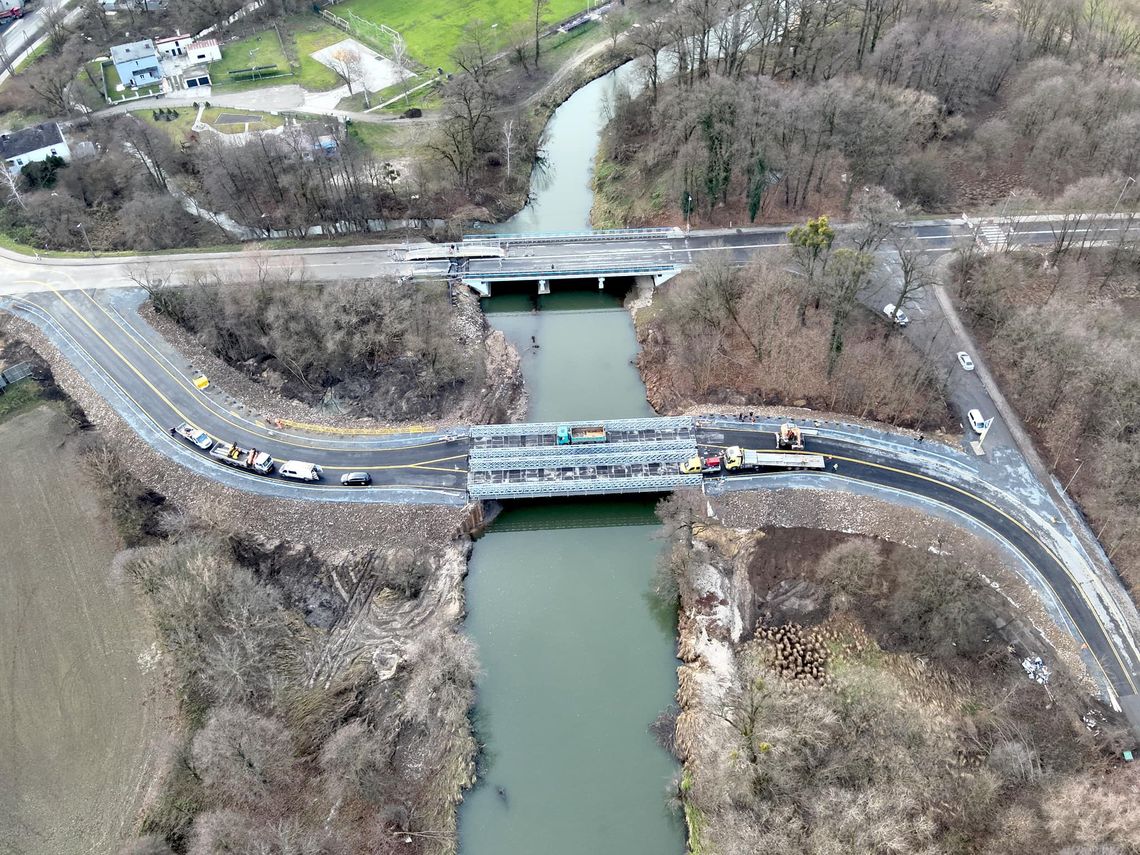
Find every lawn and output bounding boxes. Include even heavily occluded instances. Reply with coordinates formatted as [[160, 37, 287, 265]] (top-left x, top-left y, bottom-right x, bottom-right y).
[[338, 0, 592, 70], [208, 29, 291, 86], [0, 381, 40, 426], [133, 107, 197, 143], [292, 18, 355, 91], [346, 121, 403, 157]]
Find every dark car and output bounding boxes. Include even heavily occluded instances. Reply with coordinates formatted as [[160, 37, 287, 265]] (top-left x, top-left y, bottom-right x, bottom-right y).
[[340, 471, 372, 487]]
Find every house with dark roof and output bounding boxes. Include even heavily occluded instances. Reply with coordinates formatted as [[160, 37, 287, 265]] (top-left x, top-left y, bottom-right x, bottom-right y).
[[0, 123, 70, 176], [110, 38, 161, 88]]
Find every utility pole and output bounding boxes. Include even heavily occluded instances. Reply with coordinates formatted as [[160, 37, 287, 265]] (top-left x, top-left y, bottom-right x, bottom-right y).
[[75, 222, 94, 256]]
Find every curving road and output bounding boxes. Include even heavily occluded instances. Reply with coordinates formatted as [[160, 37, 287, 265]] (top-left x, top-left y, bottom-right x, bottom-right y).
[[3, 218, 1140, 732]]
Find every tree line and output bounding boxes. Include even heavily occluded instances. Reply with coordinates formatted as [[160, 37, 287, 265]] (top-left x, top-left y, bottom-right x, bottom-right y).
[[598, 0, 1140, 223]]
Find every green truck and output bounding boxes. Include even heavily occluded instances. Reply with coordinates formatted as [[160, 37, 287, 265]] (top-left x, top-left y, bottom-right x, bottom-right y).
[[556, 424, 607, 445]]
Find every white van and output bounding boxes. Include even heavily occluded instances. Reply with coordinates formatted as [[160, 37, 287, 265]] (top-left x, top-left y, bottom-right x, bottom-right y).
[[279, 461, 323, 482]]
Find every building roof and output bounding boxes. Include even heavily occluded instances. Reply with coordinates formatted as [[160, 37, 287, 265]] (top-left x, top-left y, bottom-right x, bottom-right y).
[[155, 33, 191, 45], [189, 38, 220, 51], [110, 39, 158, 65], [0, 123, 65, 160]]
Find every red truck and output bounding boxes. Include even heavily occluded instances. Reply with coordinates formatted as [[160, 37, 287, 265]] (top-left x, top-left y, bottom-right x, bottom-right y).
[[0, 0, 25, 24]]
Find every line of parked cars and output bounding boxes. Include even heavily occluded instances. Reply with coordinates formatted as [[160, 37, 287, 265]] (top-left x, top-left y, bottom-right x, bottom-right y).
[[171, 421, 372, 486]]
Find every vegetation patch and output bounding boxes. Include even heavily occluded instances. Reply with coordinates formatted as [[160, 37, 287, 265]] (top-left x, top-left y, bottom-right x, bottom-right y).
[[950, 243, 1140, 590], [656, 495, 1137, 855], [338, 0, 591, 70]]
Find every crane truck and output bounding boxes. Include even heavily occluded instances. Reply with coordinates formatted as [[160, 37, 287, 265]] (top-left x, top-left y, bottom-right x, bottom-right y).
[[209, 441, 274, 475], [724, 446, 826, 471], [776, 423, 805, 449]]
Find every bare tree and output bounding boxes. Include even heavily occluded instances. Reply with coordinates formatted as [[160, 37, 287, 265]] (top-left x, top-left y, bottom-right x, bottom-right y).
[[2, 167, 25, 211], [533, 0, 550, 64], [328, 46, 362, 96], [605, 11, 630, 49], [887, 234, 935, 338], [502, 118, 516, 182], [190, 707, 299, 810], [390, 34, 412, 107], [452, 19, 497, 89]]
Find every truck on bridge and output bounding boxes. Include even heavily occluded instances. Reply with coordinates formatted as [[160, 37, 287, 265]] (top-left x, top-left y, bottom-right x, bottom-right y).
[[210, 441, 274, 475], [557, 424, 607, 445], [724, 446, 826, 472]]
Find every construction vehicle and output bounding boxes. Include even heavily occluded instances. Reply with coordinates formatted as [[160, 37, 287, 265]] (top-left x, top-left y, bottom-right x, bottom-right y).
[[557, 424, 607, 445], [0, 0, 24, 24], [680, 454, 722, 474], [724, 446, 826, 471], [209, 440, 274, 475], [776, 423, 805, 450]]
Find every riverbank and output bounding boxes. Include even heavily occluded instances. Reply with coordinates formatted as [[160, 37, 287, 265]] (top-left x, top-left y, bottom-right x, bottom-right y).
[[3, 332, 485, 854], [662, 489, 1136, 854], [630, 266, 953, 430]]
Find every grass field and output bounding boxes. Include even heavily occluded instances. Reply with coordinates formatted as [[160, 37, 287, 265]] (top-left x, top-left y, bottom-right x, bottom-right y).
[[209, 30, 290, 84], [338, 0, 591, 70], [346, 120, 403, 157], [0, 405, 165, 855], [0, 379, 40, 425]]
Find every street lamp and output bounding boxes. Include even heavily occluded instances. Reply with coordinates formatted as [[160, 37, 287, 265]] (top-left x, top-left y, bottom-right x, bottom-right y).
[[75, 222, 94, 257], [1112, 176, 1135, 218], [682, 191, 693, 233], [1064, 458, 1084, 492]]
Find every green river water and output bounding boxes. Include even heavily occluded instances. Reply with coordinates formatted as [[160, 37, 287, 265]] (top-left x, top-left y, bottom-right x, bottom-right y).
[[462, 291, 684, 854], [459, 60, 683, 854]]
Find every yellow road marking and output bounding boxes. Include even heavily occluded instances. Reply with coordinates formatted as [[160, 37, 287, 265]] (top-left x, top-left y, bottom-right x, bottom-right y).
[[28, 286, 464, 478], [708, 442, 1139, 694], [62, 286, 452, 453]]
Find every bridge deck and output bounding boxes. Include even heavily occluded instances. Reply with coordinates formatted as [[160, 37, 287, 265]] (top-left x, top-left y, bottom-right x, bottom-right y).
[[468, 417, 699, 498]]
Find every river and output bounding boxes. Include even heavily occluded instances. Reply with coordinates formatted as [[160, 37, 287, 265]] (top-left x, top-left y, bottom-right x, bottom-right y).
[[458, 62, 684, 854]]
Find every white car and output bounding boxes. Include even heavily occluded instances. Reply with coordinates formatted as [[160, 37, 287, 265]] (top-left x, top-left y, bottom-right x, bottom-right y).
[[279, 461, 323, 482], [956, 351, 975, 371], [967, 409, 987, 434], [884, 303, 910, 326], [174, 422, 213, 450]]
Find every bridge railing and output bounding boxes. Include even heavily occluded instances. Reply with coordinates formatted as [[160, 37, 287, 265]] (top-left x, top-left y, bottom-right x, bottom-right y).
[[468, 473, 703, 499], [470, 416, 694, 438], [469, 449, 694, 472], [465, 264, 678, 280], [463, 227, 681, 244], [469, 439, 694, 462]]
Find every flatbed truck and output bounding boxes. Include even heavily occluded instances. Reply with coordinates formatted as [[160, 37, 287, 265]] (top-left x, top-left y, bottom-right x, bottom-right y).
[[209, 440, 274, 475], [724, 446, 826, 471], [557, 424, 607, 445]]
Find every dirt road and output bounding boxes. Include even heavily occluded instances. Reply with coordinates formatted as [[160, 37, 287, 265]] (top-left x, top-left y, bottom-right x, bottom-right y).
[[0, 405, 166, 855]]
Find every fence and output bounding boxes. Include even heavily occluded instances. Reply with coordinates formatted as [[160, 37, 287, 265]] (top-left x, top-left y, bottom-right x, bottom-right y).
[[319, 8, 404, 62]]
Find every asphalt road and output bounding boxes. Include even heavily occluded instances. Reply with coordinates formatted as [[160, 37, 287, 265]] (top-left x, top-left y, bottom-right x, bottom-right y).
[[4, 214, 1140, 729], [3, 215, 1128, 299], [9, 288, 469, 495]]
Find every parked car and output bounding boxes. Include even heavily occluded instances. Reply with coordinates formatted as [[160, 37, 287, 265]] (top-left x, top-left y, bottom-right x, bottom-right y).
[[967, 409, 987, 433], [957, 351, 975, 371], [340, 471, 372, 487], [279, 461, 323, 482], [883, 303, 910, 326], [173, 422, 213, 450]]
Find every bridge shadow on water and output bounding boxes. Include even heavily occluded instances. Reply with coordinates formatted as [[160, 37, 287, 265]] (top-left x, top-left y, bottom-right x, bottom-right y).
[[480, 276, 636, 307], [483, 493, 668, 533]]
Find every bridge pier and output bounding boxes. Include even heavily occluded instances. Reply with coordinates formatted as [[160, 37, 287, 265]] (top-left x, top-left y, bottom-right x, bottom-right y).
[[597, 276, 605, 290], [538, 279, 550, 295]]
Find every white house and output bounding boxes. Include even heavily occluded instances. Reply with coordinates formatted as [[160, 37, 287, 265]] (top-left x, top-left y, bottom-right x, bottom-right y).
[[0, 123, 70, 176], [186, 38, 222, 64], [155, 33, 193, 58]]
